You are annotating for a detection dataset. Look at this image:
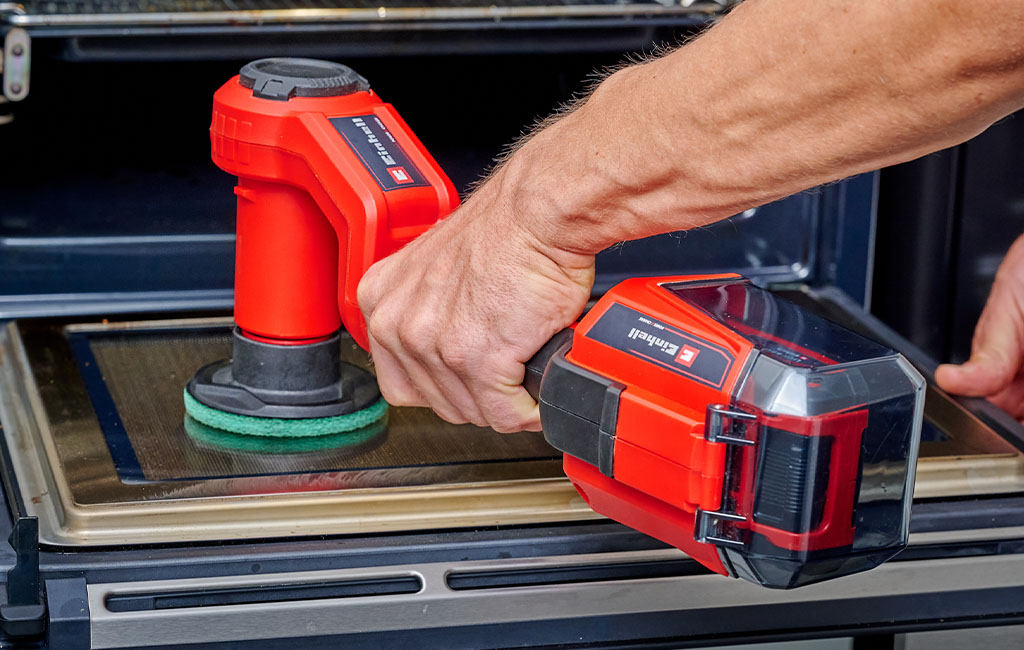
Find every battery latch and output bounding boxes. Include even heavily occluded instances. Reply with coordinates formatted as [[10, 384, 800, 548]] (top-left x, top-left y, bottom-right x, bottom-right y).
[[705, 404, 757, 446], [694, 508, 746, 548]]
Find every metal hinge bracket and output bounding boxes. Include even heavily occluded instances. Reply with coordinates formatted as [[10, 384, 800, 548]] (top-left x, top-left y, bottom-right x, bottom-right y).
[[1, 22, 30, 102], [694, 508, 746, 548], [705, 403, 757, 446]]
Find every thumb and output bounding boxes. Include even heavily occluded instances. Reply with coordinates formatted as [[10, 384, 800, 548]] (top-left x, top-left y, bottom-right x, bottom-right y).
[[936, 279, 1024, 397]]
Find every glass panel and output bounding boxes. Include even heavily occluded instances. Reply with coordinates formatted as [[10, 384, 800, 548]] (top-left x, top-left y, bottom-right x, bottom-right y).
[[76, 327, 559, 484], [668, 280, 893, 368]]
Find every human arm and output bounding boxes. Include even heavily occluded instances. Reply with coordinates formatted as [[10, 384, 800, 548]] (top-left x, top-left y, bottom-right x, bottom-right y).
[[358, 0, 1024, 432]]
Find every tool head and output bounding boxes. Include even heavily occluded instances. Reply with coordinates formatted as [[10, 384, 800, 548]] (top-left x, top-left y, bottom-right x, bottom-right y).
[[185, 328, 387, 436], [186, 57, 457, 439], [209, 57, 458, 350]]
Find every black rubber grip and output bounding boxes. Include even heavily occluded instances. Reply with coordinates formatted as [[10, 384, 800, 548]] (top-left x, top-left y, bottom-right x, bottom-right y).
[[525, 328, 623, 477], [523, 329, 574, 401]]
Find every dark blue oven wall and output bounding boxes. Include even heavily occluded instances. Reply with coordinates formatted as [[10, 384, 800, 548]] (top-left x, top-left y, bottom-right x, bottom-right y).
[[873, 112, 1024, 365], [0, 51, 875, 318]]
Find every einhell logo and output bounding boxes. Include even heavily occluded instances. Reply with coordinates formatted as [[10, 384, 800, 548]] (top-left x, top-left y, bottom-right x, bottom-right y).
[[675, 344, 700, 367], [387, 166, 414, 184], [628, 327, 679, 358], [351, 116, 397, 166]]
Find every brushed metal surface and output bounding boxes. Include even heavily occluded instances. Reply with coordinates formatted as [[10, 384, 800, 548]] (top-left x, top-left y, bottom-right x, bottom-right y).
[[86, 548, 1024, 648]]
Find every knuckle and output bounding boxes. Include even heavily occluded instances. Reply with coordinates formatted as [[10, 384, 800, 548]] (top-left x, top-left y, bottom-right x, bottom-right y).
[[356, 265, 385, 309], [368, 305, 407, 345], [398, 313, 437, 354], [437, 341, 472, 373], [367, 316, 396, 349], [356, 279, 374, 311]]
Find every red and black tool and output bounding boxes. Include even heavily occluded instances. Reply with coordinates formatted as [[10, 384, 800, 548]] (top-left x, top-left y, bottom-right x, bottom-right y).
[[524, 275, 925, 588], [189, 59, 924, 589], [186, 58, 457, 429]]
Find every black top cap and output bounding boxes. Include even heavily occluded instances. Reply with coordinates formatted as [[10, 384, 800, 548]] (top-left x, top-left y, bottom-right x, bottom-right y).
[[239, 58, 370, 101]]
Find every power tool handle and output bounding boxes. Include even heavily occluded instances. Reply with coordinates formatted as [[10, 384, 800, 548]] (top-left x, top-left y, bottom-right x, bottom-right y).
[[523, 329, 574, 402]]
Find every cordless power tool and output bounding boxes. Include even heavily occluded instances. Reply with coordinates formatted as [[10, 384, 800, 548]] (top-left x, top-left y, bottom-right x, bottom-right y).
[[185, 58, 458, 437], [187, 59, 925, 589]]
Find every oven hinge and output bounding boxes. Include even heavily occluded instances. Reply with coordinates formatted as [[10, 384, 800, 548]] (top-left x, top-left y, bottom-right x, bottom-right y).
[[0, 516, 46, 638], [1, 16, 30, 109]]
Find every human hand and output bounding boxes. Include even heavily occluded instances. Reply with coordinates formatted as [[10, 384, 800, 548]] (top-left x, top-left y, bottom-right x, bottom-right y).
[[936, 234, 1024, 420], [357, 156, 595, 433]]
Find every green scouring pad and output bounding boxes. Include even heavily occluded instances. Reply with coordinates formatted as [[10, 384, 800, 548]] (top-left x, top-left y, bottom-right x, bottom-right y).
[[183, 414, 388, 454], [183, 389, 388, 438]]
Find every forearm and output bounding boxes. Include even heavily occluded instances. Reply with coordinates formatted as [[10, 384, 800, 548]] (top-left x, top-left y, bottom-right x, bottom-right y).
[[502, 0, 1024, 255]]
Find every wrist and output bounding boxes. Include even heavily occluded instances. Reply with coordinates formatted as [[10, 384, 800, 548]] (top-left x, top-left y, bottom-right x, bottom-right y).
[[496, 61, 724, 256], [496, 75, 642, 256]]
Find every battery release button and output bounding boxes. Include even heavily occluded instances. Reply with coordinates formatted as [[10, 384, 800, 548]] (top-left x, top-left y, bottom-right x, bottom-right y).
[[239, 58, 370, 101]]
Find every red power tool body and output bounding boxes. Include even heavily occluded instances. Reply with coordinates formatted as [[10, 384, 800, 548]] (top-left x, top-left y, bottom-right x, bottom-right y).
[[188, 59, 457, 423], [210, 61, 458, 349], [199, 59, 924, 590], [525, 275, 925, 588]]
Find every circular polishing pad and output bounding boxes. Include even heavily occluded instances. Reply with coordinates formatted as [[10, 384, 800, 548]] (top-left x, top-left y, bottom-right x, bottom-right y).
[[183, 389, 388, 438], [183, 414, 387, 455]]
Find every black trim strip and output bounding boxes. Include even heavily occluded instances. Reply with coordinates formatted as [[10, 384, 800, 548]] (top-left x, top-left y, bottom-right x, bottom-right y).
[[105, 575, 423, 612]]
